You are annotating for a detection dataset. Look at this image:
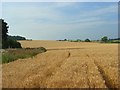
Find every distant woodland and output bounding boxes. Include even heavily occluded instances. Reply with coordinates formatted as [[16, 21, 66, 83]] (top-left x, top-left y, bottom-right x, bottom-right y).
[[8, 35, 26, 40]]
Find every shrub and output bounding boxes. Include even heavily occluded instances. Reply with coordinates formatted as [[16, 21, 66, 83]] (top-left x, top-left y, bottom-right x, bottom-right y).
[[2, 39, 22, 49], [76, 39, 82, 42], [38, 47, 47, 52], [85, 39, 91, 42], [64, 39, 67, 41]]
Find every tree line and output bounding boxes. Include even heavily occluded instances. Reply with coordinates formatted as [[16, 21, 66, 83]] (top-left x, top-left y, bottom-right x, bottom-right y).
[[0, 19, 22, 49], [0, 19, 119, 49], [8, 35, 26, 41], [58, 36, 120, 43]]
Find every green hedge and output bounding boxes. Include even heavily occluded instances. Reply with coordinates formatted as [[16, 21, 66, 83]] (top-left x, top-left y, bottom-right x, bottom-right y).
[[2, 47, 47, 63], [2, 39, 22, 49]]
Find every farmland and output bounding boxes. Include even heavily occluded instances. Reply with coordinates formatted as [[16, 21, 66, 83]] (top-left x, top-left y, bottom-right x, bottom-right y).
[[2, 40, 119, 88]]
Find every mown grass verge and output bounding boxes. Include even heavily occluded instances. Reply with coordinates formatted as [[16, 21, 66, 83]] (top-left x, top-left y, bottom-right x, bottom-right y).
[[2, 47, 47, 64]]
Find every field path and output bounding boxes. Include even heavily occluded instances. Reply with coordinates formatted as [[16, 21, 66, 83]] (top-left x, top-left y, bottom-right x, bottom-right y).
[[2, 41, 119, 88]]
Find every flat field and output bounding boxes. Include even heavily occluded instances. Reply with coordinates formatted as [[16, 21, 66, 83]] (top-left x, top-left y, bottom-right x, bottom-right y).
[[2, 40, 119, 88]]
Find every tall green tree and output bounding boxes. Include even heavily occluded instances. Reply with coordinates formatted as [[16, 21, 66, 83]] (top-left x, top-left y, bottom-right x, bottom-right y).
[[0, 19, 2, 48], [0, 19, 22, 49], [101, 36, 108, 43], [0, 19, 9, 41]]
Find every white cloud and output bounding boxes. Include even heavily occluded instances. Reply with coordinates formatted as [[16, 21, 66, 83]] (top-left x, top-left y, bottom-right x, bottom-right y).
[[3, 2, 117, 24], [70, 4, 117, 19], [2, 2, 118, 40]]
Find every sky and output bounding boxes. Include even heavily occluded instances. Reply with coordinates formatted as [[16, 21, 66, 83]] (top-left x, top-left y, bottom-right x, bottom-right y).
[[1, 2, 118, 40]]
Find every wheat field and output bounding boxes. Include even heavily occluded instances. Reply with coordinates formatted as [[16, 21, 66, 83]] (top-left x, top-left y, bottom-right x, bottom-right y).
[[2, 40, 119, 88]]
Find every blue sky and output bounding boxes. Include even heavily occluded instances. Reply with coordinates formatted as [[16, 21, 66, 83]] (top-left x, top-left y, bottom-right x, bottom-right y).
[[2, 2, 118, 40]]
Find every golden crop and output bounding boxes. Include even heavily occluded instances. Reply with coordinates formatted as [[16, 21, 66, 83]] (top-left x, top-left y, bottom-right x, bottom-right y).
[[2, 40, 119, 88]]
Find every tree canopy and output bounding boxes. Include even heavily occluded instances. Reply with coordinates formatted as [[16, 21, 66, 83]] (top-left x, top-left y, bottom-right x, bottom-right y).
[[85, 38, 91, 42], [8, 35, 26, 40], [0, 19, 22, 49], [0, 19, 8, 41], [101, 36, 108, 42]]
